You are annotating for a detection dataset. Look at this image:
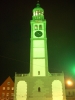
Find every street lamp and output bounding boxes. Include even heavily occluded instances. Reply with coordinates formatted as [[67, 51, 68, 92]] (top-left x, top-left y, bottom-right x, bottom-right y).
[[66, 80, 73, 86]]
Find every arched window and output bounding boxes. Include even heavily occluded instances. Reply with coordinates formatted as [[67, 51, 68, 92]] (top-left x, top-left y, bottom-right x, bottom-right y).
[[34, 25, 38, 30], [39, 25, 42, 30], [36, 10, 39, 15]]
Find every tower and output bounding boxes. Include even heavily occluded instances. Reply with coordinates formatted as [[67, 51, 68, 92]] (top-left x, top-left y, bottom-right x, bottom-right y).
[[30, 2, 48, 76], [14, 2, 66, 100]]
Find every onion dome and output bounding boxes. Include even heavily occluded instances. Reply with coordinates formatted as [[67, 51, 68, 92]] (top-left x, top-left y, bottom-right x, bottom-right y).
[[32, 1, 44, 20]]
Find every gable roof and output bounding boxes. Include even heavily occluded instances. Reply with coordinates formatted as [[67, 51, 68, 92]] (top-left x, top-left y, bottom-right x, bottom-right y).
[[0, 76, 14, 86]]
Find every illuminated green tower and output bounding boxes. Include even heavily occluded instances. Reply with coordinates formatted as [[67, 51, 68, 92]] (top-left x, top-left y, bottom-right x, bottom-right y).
[[14, 2, 66, 100], [30, 2, 48, 76]]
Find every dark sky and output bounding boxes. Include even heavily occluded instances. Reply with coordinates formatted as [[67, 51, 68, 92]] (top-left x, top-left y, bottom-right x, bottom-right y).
[[0, 0, 75, 83]]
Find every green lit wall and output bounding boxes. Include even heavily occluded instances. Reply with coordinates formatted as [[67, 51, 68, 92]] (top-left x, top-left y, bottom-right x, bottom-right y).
[[29, 2, 49, 76]]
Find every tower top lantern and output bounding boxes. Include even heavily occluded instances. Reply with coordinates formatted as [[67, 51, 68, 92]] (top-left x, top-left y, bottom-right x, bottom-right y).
[[32, 1, 44, 20]]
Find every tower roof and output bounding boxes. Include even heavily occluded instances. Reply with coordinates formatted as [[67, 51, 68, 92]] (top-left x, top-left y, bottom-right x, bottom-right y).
[[33, 1, 44, 12], [32, 1, 44, 20]]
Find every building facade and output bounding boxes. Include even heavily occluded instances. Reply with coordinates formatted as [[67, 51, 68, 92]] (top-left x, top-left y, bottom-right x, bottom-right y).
[[0, 76, 14, 100], [14, 2, 66, 100], [66, 88, 75, 100], [0, 76, 75, 100], [65, 79, 75, 100]]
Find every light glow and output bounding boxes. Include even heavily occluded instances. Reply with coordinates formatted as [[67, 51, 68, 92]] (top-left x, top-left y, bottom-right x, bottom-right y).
[[66, 80, 73, 86]]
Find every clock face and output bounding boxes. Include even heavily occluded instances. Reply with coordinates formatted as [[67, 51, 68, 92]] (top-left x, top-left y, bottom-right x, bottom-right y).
[[35, 31, 42, 37]]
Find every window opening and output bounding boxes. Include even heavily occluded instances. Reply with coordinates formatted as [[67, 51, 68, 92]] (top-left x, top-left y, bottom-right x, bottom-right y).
[[38, 71, 40, 75], [2, 93, 5, 97], [11, 93, 14, 96], [7, 87, 10, 90], [34, 25, 38, 30], [11, 87, 14, 90], [39, 25, 42, 30], [3, 87, 5, 90], [7, 82, 10, 85], [38, 87, 41, 92], [6, 93, 9, 96]]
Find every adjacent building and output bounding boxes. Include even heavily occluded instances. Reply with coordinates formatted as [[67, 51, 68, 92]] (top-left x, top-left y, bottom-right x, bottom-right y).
[[65, 78, 75, 100], [0, 76, 14, 100]]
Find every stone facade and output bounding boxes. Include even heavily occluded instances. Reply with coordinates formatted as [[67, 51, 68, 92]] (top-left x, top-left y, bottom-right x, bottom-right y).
[[14, 73, 66, 100]]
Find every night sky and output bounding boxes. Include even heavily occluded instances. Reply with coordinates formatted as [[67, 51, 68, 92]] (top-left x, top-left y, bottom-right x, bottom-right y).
[[0, 0, 75, 83]]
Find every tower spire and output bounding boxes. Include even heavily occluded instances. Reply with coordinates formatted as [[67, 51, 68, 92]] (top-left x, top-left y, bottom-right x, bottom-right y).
[[37, 0, 40, 7]]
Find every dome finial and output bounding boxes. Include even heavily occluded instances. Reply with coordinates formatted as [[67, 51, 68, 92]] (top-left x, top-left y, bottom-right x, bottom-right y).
[[37, 0, 40, 7]]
